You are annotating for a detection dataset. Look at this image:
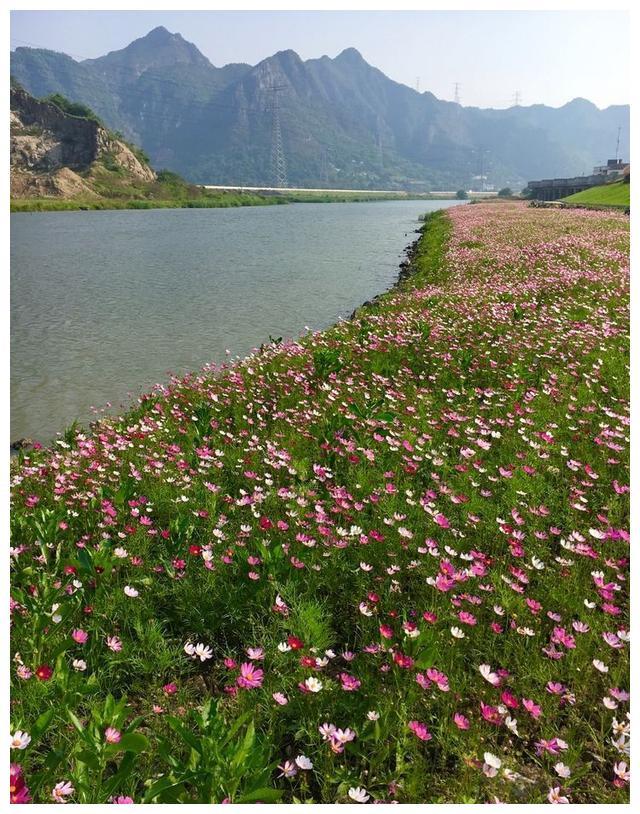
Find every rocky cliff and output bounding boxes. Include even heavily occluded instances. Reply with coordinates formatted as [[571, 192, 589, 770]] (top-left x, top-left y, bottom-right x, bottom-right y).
[[11, 84, 156, 199]]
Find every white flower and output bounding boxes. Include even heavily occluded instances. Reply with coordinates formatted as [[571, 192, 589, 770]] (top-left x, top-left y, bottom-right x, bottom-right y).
[[554, 763, 571, 778], [592, 659, 608, 673], [483, 752, 501, 777], [367, 710, 380, 721], [193, 643, 213, 662], [348, 787, 370, 803], [277, 641, 292, 653], [505, 716, 519, 736], [114, 547, 128, 558], [303, 677, 323, 693], [294, 754, 313, 770], [450, 626, 465, 639], [358, 602, 373, 617], [124, 586, 139, 597], [72, 659, 87, 671], [10, 730, 31, 750], [479, 664, 500, 686]]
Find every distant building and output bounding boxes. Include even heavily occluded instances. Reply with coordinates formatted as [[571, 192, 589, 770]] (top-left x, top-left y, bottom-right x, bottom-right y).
[[593, 159, 629, 178], [526, 158, 629, 201]]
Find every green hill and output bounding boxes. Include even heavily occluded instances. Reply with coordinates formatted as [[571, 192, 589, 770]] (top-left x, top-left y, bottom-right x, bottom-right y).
[[563, 179, 629, 207]]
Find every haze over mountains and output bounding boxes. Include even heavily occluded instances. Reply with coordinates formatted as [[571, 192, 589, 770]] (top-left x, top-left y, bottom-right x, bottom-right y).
[[10, 26, 630, 190]]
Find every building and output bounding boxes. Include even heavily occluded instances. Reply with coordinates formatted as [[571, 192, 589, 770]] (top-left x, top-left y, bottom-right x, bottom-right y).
[[592, 158, 629, 178], [526, 158, 629, 201]]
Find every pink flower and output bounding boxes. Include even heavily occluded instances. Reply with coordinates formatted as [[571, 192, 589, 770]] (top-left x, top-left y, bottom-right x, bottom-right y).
[[339, 673, 361, 691], [236, 662, 264, 689], [408, 720, 432, 741], [106, 636, 122, 652], [110, 796, 135, 804], [71, 629, 88, 645], [523, 698, 542, 718], [453, 713, 470, 730], [51, 780, 75, 803], [105, 727, 121, 744]]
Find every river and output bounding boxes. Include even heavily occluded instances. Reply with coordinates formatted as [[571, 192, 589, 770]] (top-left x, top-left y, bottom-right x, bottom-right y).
[[11, 199, 461, 444]]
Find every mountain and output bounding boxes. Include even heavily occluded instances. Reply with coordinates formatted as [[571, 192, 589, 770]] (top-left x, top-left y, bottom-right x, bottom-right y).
[[10, 27, 630, 190], [10, 83, 156, 200]]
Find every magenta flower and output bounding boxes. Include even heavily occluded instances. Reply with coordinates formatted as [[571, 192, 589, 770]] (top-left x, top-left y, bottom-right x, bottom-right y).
[[71, 629, 88, 645], [339, 673, 361, 691], [10, 764, 31, 804], [236, 662, 264, 689], [408, 720, 432, 741]]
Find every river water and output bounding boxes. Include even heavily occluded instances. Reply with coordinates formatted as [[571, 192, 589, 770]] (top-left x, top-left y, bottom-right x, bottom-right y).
[[11, 199, 460, 444]]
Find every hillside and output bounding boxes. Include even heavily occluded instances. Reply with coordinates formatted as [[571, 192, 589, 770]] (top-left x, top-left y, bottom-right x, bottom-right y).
[[563, 179, 630, 208], [11, 27, 630, 189], [10, 203, 629, 803], [10, 85, 279, 211]]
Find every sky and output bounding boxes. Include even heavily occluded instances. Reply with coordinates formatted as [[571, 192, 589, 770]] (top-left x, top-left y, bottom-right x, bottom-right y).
[[10, 10, 629, 110]]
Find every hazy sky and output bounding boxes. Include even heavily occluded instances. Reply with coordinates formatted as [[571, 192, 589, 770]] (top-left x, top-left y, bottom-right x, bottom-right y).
[[10, 10, 629, 109]]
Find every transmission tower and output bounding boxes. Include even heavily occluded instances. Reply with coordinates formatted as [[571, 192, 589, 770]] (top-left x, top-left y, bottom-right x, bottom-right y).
[[267, 84, 289, 188], [615, 126, 621, 160], [513, 90, 522, 106], [454, 82, 461, 105], [416, 76, 421, 93]]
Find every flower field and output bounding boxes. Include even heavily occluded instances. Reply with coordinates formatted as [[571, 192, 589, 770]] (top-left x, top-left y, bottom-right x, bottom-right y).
[[10, 202, 629, 804]]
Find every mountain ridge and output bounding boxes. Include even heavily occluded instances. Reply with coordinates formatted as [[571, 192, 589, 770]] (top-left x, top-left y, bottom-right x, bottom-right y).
[[11, 28, 630, 189]]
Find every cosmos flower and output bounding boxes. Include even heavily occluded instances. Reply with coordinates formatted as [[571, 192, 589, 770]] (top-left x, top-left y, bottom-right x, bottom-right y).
[[51, 780, 75, 803], [348, 787, 370, 803], [236, 662, 264, 689], [10, 730, 31, 750]]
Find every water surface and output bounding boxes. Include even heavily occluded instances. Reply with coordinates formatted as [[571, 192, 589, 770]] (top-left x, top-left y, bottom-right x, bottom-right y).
[[11, 199, 460, 443]]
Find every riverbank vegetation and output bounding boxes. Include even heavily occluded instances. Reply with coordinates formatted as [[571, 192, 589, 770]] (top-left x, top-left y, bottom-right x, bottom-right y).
[[10, 203, 629, 804], [562, 180, 630, 208], [11, 186, 459, 213]]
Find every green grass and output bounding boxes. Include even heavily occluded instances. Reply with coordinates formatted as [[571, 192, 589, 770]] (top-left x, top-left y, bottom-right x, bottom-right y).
[[563, 180, 630, 208], [10, 203, 629, 804]]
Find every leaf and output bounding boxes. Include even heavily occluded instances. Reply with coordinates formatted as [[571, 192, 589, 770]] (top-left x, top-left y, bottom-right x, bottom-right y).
[[67, 709, 85, 734], [118, 732, 149, 753], [231, 721, 255, 769], [167, 717, 203, 754], [77, 547, 94, 575], [75, 749, 100, 770], [31, 708, 55, 740]]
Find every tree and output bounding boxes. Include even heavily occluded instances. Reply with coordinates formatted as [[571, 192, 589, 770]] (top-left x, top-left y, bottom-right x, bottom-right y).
[[498, 187, 513, 198], [456, 189, 468, 200]]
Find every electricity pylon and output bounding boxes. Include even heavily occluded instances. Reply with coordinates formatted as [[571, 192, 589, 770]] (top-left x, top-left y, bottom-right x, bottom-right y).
[[267, 84, 289, 188]]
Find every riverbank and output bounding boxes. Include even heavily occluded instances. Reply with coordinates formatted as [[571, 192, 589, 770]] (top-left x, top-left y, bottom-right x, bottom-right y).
[[10, 202, 629, 804], [11, 188, 487, 213], [10, 191, 435, 213]]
